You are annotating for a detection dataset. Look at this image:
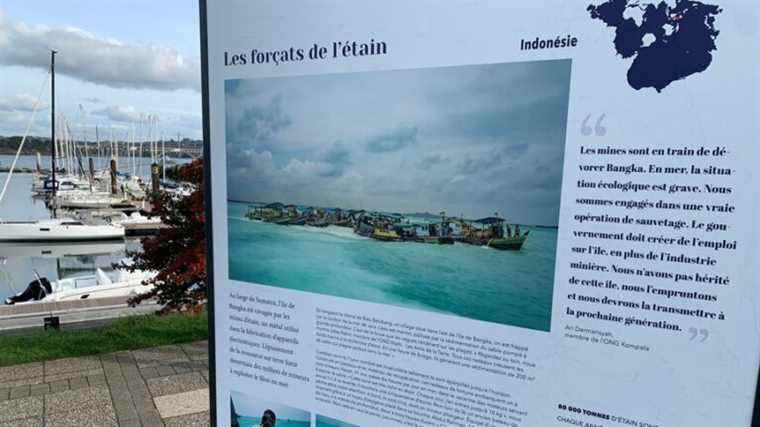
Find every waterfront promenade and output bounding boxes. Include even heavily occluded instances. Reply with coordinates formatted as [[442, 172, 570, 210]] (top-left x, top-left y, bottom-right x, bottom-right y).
[[0, 341, 210, 426]]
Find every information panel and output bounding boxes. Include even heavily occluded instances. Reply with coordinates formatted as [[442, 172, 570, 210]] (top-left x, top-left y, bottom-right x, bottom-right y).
[[201, 1, 760, 425]]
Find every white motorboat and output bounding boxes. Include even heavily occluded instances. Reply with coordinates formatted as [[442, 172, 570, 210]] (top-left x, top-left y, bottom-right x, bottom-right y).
[[5, 268, 155, 304], [0, 219, 125, 242]]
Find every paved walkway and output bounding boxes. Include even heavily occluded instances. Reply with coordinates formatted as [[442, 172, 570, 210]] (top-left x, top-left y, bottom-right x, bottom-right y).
[[0, 341, 210, 426]]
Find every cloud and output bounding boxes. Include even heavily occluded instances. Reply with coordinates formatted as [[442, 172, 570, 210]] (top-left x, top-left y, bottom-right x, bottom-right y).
[[235, 94, 292, 145], [319, 141, 352, 177], [81, 96, 104, 104], [91, 105, 142, 122], [0, 93, 48, 112], [0, 10, 199, 91], [225, 60, 571, 225], [416, 154, 450, 170], [365, 124, 418, 153]]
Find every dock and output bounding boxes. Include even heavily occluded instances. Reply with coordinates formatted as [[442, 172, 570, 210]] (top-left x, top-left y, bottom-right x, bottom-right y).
[[123, 221, 167, 236], [0, 297, 159, 332]]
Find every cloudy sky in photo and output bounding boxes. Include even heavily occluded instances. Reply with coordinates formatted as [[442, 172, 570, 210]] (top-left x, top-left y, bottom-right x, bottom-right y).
[[0, 1, 201, 138], [226, 60, 571, 226]]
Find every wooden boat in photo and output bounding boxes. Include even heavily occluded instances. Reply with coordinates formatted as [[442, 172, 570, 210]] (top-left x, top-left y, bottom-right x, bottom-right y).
[[371, 228, 400, 241], [285, 215, 309, 226], [354, 221, 374, 237], [487, 232, 529, 250]]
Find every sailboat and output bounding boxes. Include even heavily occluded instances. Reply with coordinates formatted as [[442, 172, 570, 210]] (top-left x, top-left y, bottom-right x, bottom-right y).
[[0, 219, 124, 242], [0, 50, 125, 243]]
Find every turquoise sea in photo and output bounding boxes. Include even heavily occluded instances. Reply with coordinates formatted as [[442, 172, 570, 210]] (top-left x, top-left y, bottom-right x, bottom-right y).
[[316, 414, 359, 427], [228, 202, 555, 331]]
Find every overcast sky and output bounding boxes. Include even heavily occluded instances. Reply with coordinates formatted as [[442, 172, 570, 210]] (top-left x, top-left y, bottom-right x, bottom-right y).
[[0, 1, 201, 139], [226, 60, 570, 226]]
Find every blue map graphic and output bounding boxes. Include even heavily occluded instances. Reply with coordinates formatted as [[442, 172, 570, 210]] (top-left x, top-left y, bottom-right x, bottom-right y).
[[588, 0, 722, 92]]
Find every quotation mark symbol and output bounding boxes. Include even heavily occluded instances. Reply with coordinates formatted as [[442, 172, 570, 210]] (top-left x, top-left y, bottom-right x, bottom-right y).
[[581, 114, 607, 136], [688, 327, 709, 343]]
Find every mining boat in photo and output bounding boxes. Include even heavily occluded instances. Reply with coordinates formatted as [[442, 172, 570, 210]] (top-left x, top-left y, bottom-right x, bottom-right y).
[[4, 268, 155, 305], [371, 228, 401, 241], [487, 233, 529, 250], [0, 219, 125, 242]]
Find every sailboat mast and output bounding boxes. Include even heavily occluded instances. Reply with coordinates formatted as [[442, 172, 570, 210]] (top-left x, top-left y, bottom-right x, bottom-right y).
[[51, 50, 57, 202]]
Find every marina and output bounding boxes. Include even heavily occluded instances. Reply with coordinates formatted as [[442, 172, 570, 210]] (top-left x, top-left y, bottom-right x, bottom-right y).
[[0, 52, 197, 326]]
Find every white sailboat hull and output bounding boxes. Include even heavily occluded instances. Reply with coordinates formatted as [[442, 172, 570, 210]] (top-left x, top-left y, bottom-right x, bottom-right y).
[[0, 220, 125, 242]]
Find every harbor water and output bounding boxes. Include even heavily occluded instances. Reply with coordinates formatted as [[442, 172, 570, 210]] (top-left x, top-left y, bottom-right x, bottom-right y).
[[228, 201, 556, 331]]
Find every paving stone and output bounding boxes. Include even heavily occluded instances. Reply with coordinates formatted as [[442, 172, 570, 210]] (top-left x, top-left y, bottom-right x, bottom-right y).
[[114, 351, 135, 364], [118, 418, 143, 427], [180, 342, 208, 361], [107, 387, 130, 411], [45, 385, 111, 414], [104, 371, 126, 387], [0, 363, 43, 384], [0, 417, 43, 427], [87, 373, 107, 387], [0, 377, 43, 389], [0, 389, 7, 402], [44, 368, 104, 383], [157, 365, 176, 377], [112, 396, 139, 424], [44, 403, 118, 427], [188, 360, 207, 371], [146, 372, 207, 397], [28, 383, 49, 397], [0, 363, 44, 389], [68, 376, 89, 390], [0, 396, 43, 423], [44, 356, 101, 376], [164, 410, 210, 427], [121, 363, 141, 377], [154, 388, 209, 419], [172, 363, 192, 374], [139, 412, 165, 427], [48, 379, 69, 393], [9, 385, 30, 399], [141, 367, 160, 379], [100, 356, 123, 378], [133, 345, 188, 369]]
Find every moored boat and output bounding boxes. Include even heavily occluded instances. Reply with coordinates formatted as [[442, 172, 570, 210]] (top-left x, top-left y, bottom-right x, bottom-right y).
[[371, 228, 400, 241], [487, 233, 528, 250], [4, 268, 155, 305], [0, 219, 125, 242]]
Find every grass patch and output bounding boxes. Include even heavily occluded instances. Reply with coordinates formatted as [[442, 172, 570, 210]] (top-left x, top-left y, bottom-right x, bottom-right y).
[[0, 311, 209, 366]]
